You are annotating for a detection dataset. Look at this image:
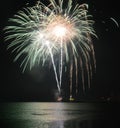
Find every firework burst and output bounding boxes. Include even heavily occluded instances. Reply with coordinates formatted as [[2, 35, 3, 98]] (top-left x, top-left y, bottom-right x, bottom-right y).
[[4, 0, 96, 99]]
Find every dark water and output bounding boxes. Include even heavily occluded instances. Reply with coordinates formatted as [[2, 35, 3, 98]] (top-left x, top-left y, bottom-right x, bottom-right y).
[[0, 102, 120, 128]]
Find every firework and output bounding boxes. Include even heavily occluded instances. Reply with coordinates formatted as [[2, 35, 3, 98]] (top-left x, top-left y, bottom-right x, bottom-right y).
[[4, 0, 96, 99]]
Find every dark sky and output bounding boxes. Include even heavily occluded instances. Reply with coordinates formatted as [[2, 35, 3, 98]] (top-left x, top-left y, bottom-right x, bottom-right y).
[[0, 0, 119, 102]]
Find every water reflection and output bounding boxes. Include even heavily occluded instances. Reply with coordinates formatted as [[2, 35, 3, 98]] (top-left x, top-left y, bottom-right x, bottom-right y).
[[0, 102, 120, 128]]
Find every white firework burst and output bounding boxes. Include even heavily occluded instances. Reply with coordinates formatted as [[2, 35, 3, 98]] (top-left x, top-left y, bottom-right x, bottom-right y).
[[4, 0, 96, 95]]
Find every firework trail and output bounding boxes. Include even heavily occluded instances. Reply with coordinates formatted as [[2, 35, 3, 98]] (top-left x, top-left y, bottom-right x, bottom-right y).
[[110, 17, 119, 27], [46, 41, 60, 92], [60, 41, 63, 88], [4, 0, 96, 98], [70, 58, 73, 99]]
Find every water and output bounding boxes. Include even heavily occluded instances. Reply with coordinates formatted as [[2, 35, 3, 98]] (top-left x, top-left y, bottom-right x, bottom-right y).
[[0, 102, 120, 128]]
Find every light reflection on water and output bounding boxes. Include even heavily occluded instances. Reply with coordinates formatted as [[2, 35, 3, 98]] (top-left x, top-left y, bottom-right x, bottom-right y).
[[0, 102, 120, 128]]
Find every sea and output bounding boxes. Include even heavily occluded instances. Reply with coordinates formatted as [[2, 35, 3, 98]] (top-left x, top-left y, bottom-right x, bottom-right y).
[[0, 102, 120, 128]]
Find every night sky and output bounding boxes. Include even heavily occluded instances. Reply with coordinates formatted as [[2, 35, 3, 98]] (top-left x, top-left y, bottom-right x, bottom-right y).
[[0, 0, 119, 102]]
